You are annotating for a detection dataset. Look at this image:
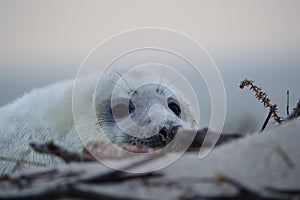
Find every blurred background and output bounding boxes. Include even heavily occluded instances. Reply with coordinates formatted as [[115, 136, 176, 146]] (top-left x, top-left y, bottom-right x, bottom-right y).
[[0, 0, 299, 133]]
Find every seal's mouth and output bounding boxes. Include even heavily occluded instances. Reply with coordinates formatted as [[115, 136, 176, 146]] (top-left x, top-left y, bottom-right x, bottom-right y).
[[124, 125, 181, 148]]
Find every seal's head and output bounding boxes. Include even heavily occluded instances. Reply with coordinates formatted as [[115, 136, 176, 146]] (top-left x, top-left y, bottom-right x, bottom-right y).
[[95, 70, 197, 148]]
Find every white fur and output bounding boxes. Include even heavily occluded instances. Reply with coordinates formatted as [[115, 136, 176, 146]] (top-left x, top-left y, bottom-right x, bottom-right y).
[[0, 68, 197, 174], [0, 80, 84, 174]]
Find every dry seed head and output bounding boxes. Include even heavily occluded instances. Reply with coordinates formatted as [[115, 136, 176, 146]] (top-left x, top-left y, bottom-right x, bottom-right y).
[[240, 79, 283, 124]]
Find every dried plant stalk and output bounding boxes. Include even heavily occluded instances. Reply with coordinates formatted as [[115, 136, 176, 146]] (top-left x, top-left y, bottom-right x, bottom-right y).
[[285, 99, 300, 121], [240, 79, 283, 124]]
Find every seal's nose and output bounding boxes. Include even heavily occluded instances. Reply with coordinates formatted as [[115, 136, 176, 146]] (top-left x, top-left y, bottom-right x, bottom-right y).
[[159, 127, 168, 139], [159, 124, 181, 141]]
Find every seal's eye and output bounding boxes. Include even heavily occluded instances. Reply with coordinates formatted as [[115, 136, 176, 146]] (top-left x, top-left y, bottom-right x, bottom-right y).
[[111, 100, 135, 120], [168, 98, 181, 117]]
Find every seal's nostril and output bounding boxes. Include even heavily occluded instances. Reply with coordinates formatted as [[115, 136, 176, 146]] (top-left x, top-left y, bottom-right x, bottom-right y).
[[159, 127, 168, 139]]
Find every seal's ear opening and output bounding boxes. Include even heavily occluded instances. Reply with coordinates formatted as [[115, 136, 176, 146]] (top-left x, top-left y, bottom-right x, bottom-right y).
[[111, 103, 129, 120], [110, 99, 135, 120], [109, 98, 135, 121]]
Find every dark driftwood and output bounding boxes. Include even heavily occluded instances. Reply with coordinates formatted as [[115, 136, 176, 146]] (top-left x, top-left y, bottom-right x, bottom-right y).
[[3, 129, 299, 200], [28, 129, 243, 162], [29, 141, 96, 163], [1, 166, 297, 200], [188, 128, 242, 151], [0, 153, 163, 200]]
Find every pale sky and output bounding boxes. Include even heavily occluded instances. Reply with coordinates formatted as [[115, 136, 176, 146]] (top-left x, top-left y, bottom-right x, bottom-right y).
[[0, 0, 299, 132]]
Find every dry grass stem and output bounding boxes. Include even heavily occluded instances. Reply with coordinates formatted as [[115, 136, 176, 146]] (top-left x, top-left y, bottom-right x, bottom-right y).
[[240, 79, 283, 124]]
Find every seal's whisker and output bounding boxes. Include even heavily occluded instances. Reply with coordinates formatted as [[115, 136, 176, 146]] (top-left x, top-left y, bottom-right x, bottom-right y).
[[111, 69, 134, 93], [106, 80, 130, 94], [157, 68, 166, 92], [162, 77, 179, 94]]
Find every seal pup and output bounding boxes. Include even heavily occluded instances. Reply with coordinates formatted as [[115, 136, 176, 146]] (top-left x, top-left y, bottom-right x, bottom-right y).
[[95, 68, 197, 148], [0, 68, 197, 174]]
